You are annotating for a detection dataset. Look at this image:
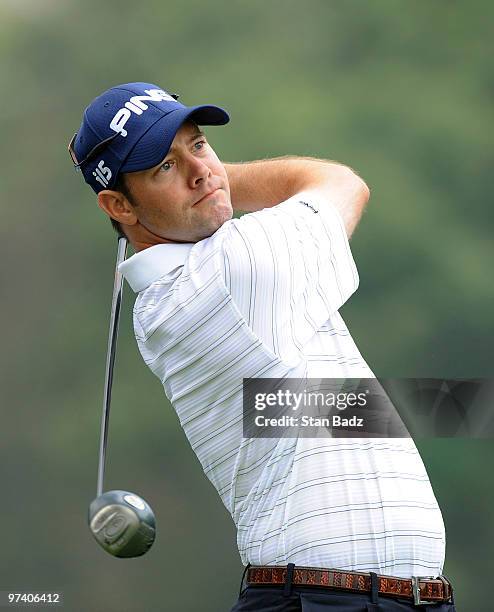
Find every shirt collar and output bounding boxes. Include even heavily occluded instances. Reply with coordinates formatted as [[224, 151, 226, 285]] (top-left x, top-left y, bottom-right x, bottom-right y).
[[118, 243, 193, 293]]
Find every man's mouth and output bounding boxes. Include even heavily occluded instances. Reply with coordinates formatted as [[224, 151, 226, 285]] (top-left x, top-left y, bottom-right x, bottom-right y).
[[193, 188, 219, 206]]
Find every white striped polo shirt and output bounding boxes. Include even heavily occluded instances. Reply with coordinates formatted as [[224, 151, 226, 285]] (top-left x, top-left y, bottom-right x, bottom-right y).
[[119, 191, 446, 578]]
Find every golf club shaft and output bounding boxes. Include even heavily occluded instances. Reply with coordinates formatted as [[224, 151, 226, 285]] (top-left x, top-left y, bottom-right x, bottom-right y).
[[97, 235, 128, 497]]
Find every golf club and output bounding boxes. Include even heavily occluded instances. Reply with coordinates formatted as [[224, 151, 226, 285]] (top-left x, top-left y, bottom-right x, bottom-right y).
[[88, 235, 156, 558]]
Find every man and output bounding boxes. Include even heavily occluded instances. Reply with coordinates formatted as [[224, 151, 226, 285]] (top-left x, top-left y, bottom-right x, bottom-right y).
[[69, 83, 455, 611]]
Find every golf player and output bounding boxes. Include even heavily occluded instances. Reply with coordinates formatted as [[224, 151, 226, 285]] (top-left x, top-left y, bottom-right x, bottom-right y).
[[69, 82, 456, 611]]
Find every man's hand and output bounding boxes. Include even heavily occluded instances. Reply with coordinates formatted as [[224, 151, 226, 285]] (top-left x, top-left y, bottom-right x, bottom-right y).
[[224, 156, 370, 238]]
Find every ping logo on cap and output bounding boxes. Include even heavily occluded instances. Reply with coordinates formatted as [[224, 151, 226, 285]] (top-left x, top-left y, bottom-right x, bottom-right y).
[[93, 160, 112, 188], [109, 89, 176, 137]]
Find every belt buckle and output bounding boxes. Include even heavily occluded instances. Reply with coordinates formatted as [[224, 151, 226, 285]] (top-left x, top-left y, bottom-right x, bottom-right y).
[[411, 576, 436, 605]]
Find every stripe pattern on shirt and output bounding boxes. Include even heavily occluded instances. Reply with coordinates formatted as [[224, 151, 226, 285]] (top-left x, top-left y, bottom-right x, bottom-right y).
[[129, 192, 445, 578]]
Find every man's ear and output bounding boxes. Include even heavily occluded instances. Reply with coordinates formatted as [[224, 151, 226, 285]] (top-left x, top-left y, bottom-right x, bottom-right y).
[[97, 190, 138, 226]]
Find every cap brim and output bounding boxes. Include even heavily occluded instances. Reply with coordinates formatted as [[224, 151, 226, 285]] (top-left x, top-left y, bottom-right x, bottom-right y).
[[120, 105, 229, 173]]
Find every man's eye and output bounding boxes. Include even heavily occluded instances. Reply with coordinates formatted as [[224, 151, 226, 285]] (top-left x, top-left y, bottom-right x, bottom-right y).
[[194, 140, 206, 151], [160, 161, 173, 171]]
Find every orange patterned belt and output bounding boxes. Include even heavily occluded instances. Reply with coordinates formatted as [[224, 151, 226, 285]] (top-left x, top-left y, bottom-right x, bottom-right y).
[[246, 565, 453, 606]]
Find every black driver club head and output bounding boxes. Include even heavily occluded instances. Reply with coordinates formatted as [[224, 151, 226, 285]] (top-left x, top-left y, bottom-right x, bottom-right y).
[[88, 490, 156, 558]]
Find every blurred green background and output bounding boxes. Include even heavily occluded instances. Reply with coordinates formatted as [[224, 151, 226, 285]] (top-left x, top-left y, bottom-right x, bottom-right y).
[[1, 0, 492, 610]]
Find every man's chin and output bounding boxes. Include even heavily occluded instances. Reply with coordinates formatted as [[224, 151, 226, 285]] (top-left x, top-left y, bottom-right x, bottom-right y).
[[214, 200, 234, 227], [195, 205, 233, 241]]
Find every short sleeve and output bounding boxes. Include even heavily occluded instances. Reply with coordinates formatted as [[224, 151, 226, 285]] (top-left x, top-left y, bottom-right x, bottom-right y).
[[220, 190, 359, 358]]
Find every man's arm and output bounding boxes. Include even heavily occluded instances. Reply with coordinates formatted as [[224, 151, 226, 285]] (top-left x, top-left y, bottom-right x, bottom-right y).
[[224, 156, 370, 238]]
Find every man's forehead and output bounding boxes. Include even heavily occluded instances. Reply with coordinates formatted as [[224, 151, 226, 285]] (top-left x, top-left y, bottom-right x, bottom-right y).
[[139, 121, 204, 173], [175, 119, 203, 139], [167, 121, 204, 152]]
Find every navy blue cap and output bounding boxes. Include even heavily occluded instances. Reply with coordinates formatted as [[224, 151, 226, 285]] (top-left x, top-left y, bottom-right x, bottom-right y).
[[71, 82, 230, 193]]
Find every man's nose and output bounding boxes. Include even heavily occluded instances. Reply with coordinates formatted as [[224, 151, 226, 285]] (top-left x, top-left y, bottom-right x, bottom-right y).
[[187, 155, 210, 187]]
